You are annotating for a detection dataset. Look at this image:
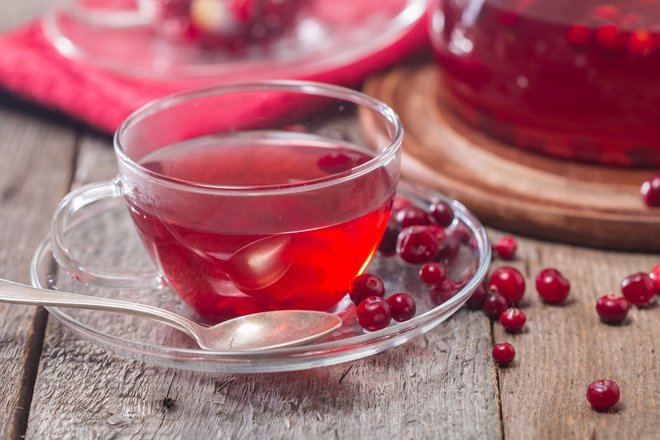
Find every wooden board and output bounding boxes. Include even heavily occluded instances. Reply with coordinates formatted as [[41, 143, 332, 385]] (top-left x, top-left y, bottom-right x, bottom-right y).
[[363, 64, 660, 252]]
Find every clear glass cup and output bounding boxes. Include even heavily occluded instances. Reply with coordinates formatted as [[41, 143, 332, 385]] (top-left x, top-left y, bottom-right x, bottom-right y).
[[51, 80, 402, 323]]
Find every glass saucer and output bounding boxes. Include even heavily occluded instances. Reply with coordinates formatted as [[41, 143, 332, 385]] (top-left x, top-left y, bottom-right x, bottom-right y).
[[43, 0, 427, 80], [30, 182, 490, 373]]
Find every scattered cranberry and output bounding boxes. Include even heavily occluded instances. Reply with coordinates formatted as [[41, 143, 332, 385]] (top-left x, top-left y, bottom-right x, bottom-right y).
[[586, 379, 620, 411], [566, 24, 591, 46], [395, 206, 430, 228], [350, 273, 385, 305], [596, 294, 630, 324], [430, 279, 459, 305], [317, 153, 354, 174], [466, 281, 488, 310], [388, 293, 416, 322], [495, 236, 517, 260], [499, 308, 526, 332], [428, 200, 455, 227], [396, 226, 439, 264], [492, 342, 516, 366], [621, 272, 655, 307], [419, 262, 447, 284], [356, 296, 391, 331], [482, 291, 509, 320], [535, 268, 570, 304], [628, 29, 654, 56], [489, 266, 526, 304], [649, 264, 660, 294], [595, 24, 625, 51], [640, 174, 660, 207]]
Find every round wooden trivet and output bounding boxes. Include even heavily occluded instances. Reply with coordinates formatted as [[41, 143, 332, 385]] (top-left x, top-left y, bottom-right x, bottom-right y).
[[363, 63, 660, 252]]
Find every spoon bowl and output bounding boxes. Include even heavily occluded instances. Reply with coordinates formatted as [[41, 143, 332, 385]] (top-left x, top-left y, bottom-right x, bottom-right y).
[[0, 278, 341, 351]]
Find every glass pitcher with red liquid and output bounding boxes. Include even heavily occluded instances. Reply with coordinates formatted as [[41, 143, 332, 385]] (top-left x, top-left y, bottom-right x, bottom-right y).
[[430, 0, 660, 166]]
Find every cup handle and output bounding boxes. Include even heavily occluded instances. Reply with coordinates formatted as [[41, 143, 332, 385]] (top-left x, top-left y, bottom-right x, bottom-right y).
[[50, 180, 165, 289], [62, 0, 154, 28]]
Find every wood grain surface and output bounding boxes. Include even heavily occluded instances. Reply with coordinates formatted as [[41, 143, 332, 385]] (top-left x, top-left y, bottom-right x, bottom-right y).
[[363, 64, 660, 252]]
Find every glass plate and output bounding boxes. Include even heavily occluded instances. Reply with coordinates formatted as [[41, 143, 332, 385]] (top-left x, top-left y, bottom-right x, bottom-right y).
[[30, 182, 490, 373], [43, 0, 428, 80]]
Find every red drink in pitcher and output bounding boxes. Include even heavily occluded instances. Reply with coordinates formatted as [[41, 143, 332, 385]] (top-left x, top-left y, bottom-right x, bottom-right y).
[[431, 0, 660, 166], [129, 134, 393, 322]]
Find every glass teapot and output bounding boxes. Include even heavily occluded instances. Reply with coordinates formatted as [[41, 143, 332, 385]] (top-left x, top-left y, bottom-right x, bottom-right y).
[[430, 0, 660, 167]]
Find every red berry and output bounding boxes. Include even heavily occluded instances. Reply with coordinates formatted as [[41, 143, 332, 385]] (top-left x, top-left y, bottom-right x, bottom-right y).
[[621, 272, 655, 306], [388, 293, 416, 322], [350, 273, 385, 305], [419, 262, 447, 284], [482, 291, 509, 320], [489, 266, 526, 304], [424, 224, 446, 243], [356, 296, 391, 331], [628, 29, 654, 56], [649, 264, 660, 294], [436, 234, 460, 263], [392, 195, 412, 213], [499, 308, 526, 332], [595, 24, 626, 50], [466, 281, 488, 309], [428, 200, 455, 227], [566, 24, 592, 46], [430, 278, 459, 305], [495, 236, 517, 260], [317, 153, 354, 174], [378, 222, 401, 256], [596, 294, 630, 324], [641, 174, 660, 207], [492, 342, 515, 366], [395, 206, 430, 228], [586, 379, 620, 411], [535, 268, 570, 304], [396, 226, 439, 264]]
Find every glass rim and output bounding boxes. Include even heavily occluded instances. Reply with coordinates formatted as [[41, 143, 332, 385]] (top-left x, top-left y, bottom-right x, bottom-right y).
[[114, 80, 403, 196]]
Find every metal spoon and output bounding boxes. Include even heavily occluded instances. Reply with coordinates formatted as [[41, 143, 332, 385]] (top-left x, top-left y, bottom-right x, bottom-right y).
[[0, 278, 342, 351]]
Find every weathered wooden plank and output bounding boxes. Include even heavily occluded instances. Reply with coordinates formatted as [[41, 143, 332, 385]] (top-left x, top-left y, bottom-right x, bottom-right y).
[[26, 134, 500, 439], [0, 105, 78, 438], [492, 235, 660, 439]]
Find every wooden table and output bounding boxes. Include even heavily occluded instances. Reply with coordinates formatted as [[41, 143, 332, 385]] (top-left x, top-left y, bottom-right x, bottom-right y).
[[1, 4, 659, 439]]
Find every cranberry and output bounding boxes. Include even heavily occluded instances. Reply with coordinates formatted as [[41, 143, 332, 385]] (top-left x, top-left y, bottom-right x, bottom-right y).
[[492, 342, 515, 366], [640, 174, 660, 207], [396, 226, 439, 264], [395, 206, 430, 228], [449, 224, 471, 244], [535, 268, 570, 304], [499, 308, 526, 332], [595, 24, 626, 51], [489, 266, 526, 304], [436, 235, 460, 264], [628, 29, 654, 56], [495, 236, 517, 260], [350, 273, 385, 305], [621, 272, 654, 307], [428, 200, 455, 227], [356, 296, 391, 331], [388, 293, 416, 322], [430, 278, 459, 305], [419, 262, 447, 284], [596, 294, 630, 324], [586, 379, 620, 411], [392, 195, 412, 213], [317, 153, 354, 174], [566, 24, 591, 46], [425, 224, 446, 243], [482, 291, 509, 320], [466, 281, 488, 310], [649, 264, 660, 294], [378, 222, 400, 256]]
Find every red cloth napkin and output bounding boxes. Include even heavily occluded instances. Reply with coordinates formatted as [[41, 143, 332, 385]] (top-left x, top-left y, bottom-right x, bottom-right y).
[[0, 13, 428, 134]]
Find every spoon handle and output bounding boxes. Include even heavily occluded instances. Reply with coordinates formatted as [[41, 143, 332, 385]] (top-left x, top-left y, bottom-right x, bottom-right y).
[[0, 278, 200, 339]]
